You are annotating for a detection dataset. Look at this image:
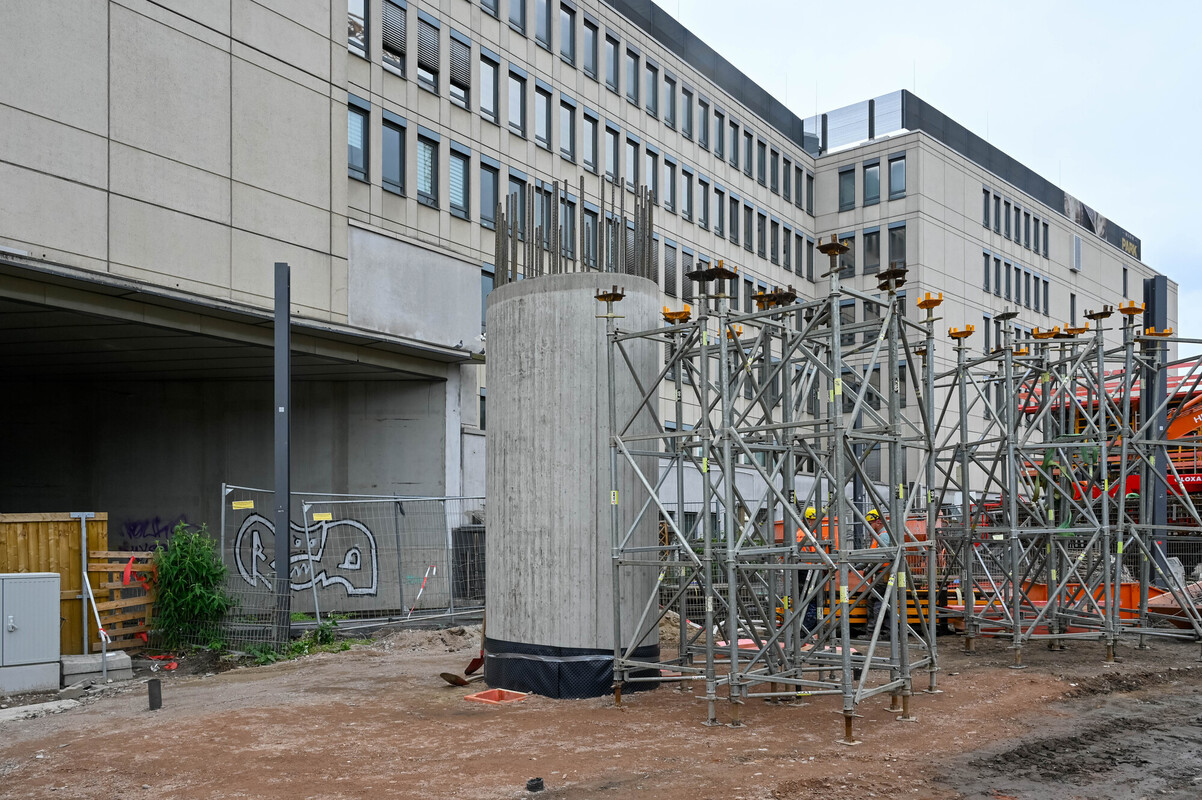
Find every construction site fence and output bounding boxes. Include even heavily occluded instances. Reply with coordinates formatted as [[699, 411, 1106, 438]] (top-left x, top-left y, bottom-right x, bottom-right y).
[[211, 485, 485, 652]]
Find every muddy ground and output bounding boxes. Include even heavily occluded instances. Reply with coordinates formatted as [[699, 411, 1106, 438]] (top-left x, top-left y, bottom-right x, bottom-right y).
[[1, 627, 1200, 799]]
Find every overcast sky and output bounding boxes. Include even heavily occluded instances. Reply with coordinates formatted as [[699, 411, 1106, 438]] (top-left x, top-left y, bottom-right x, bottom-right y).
[[659, 0, 1201, 348]]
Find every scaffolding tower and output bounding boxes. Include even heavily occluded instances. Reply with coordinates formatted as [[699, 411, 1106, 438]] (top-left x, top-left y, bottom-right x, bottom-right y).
[[931, 304, 1202, 664], [605, 237, 939, 740]]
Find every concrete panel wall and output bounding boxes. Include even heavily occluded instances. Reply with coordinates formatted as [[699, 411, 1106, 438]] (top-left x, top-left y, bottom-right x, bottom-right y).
[[0, 378, 449, 551], [348, 227, 482, 350], [485, 273, 660, 651]]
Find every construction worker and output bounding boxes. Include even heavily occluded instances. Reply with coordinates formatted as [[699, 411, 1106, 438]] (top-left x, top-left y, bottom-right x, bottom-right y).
[[865, 509, 893, 640], [799, 507, 821, 632]]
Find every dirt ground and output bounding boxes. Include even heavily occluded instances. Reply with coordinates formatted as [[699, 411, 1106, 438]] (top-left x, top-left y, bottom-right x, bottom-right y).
[[2, 627, 1201, 800]]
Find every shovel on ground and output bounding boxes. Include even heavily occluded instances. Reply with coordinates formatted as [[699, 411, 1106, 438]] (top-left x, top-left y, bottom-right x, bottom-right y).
[[440, 672, 485, 686], [465, 611, 485, 675]]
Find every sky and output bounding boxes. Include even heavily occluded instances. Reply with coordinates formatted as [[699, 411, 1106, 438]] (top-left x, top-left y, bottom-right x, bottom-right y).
[[658, 0, 1202, 349]]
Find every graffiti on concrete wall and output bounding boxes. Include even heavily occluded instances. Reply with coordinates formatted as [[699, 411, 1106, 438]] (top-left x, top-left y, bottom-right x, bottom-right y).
[[232, 513, 379, 597], [120, 515, 188, 550]]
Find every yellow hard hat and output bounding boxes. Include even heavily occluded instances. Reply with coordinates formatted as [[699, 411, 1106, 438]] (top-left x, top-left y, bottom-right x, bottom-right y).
[[804, 507, 817, 521], [866, 509, 881, 522]]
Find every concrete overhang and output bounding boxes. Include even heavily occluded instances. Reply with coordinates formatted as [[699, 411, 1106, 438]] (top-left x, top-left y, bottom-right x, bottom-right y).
[[0, 256, 473, 381]]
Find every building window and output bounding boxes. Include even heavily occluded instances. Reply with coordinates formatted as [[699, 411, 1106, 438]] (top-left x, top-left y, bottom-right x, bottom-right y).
[[714, 188, 725, 236], [838, 168, 855, 211], [663, 159, 675, 211], [714, 111, 725, 157], [560, 195, 576, 258], [806, 237, 815, 281], [1032, 273, 1041, 313], [508, 71, 526, 135], [582, 20, 597, 77], [1070, 292, 1077, 325], [680, 169, 693, 220], [625, 49, 638, 104], [416, 18, 439, 92], [583, 209, 598, 268], [783, 226, 791, 271], [1043, 222, 1049, 257], [508, 176, 526, 239], [382, 119, 404, 194], [625, 137, 638, 191], [757, 212, 767, 257], [863, 229, 880, 275], [888, 154, 905, 199], [559, 4, 574, 62], [983, 252, 990, 292], [1014, 205, 1021, 242], [743, 131, 753, 176], [582, 113, 597, 172], [534, 0, 551, 47], [449, 148, 469, 218], [644, 63, 658, 115], [664, 243, 677, 297], [729, 196, 739, 244], [782, 157, 791, 201], [982, 188, 990, 227], [1003, 200, 1011, 238], [983, 314, 991, 354], [1004, 261, 1012, 300], [449, 34, 470, 108], [729, 120, 739, 167], [604, 126, 618, 182], [480, 55, 499, 122], [417, 134, 437, 205], [1023, 211, 1031, 248], [482, 0, 497, 14], [770, 219, 779, 263], [560, 101, 575, 160], [840, 301, 855, 348], [698, 178, 709, 228], [382, 0, 405, 75], [743, 205, 753, 252], [535, 184, 551, 249], [644, 149, 657, 201], [1042, 279, 1049, 312], [605, 35, 619, 92], [481, 269, 493, 334], [993, 195, 1001, 232], [806, 172, 814, 214], [863, 161, 880, 205], [348, 0, 367, 56], [888, 222, 906, 268], [1023, 270, 1031, 308], [663, 76, 676, 128], [534, 86, 551, 148], [994, 257, 1001, 297], [480, 163, 498, 228], [682, 88, 694, 139], [348, 103, 368, 181], [768, 147, 778, 192], [698, 100, 709, 148], [509, 0, 526, 33], [1123, 266, 1128, 298], [839, 233, 855, 278]]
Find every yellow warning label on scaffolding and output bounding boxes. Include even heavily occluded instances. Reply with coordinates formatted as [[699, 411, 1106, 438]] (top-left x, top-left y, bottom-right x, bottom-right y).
[[898, 572, 907, 589], [1051, 569, 1058, 581], [898, 484, 905, 499], [656, 571, 665, 583], [231, 500, 254, 510], [887, 576, 896, 587], [992, 534, 1004, 540], [1042, 372, 1050, 384], [1104, 479, 1109, 491], [1048, 509, 1055, 522], [312, 512, 333, 522], [1150, 456, 1156, 467], [611, 490, 619, 505], [834, 378, 843, 396], [702, 457, 709, 473], [702, 331, 709, 346], [706, 596, 714, 613], [839, 585, 849, 604], [1117, 541, 1124, 554]]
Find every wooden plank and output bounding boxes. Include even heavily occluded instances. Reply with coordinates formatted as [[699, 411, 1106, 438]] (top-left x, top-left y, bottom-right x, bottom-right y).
[[89, 562, 156, 573], [89, 551, 154, 560], [99, 608, 152, 626], [93, 595, 154, 612], [97, 579, 154, 590], [0, 512, 107, 523], [60, 589, 81, 600]]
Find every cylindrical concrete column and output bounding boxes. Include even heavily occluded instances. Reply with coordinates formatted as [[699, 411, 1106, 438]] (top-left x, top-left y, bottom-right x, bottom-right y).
[[484, 273, 660, 698]]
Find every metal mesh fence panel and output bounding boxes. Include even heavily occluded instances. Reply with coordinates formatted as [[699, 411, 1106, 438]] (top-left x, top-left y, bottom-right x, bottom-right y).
[[209, 485, 484, 652]]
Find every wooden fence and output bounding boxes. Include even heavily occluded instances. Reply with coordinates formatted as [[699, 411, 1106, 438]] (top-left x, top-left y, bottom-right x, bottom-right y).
[[0, 513, 108, 656]]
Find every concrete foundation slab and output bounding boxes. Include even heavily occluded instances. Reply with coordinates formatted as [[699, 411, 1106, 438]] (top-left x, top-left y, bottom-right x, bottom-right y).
[[60, 651, 132, 686], [0, 663, 60, 694]]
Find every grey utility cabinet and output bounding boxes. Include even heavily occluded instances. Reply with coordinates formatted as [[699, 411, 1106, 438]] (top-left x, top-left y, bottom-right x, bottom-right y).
[[0, 572, 62, 693]]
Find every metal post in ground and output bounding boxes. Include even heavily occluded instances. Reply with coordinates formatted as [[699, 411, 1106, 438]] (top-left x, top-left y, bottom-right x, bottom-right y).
[[274, 262, 293, 648]]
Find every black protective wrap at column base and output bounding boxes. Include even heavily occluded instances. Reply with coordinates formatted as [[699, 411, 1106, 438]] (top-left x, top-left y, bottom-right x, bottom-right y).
[[482, 635, 660, 699]]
